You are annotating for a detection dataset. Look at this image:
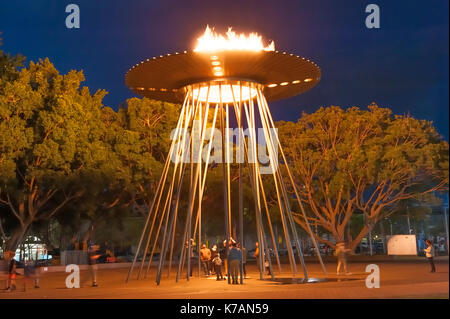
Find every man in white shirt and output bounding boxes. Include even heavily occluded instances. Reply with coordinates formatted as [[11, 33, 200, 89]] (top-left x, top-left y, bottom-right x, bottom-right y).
[[424, 239, 436, 273]]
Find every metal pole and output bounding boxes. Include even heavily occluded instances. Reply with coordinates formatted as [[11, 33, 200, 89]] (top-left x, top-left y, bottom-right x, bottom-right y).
[[249, 93, 266, 281], [407, 205, 412, 235], [142, 91, 194, 279], [185, 100, 205, 282], [219, 84, 231, 284], [255, 88, 306, 278], [444, 206, 449, 255], [147, 92, 201, 279], [259, 94, 327, 275], [242, 97, 295, 278], [176, 90, 203, 282], [368, 218, 373, 256], [238, 83, 244, 284], [231, 83, 283, 279], [126, 94, 189, 283]]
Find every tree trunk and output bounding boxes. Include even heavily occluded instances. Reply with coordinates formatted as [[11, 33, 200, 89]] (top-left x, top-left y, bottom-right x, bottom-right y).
[[380, 221, 387, 254]]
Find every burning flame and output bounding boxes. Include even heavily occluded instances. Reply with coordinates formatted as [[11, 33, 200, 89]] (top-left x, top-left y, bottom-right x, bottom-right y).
[[194, 26, 275, 52]]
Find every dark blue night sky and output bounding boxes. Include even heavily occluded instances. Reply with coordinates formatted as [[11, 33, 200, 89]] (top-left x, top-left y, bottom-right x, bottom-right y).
[[1, 0, 448, 139]]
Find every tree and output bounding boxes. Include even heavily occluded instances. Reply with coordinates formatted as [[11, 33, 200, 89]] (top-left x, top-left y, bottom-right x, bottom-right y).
[[0, 58, 116, 251], [56, 98, 181, 248], [277, 104, 449, 251], [116, 97, 180, 216]]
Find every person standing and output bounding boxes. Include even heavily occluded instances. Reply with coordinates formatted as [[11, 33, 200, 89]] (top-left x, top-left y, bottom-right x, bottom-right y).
[[238, 244, 247, 278], [335, 242, 351, 275], [221, 237, 236, 276], [185, 239, 196, 277], [264, 257, 272, 276], [88, 245, 101, 287], [222, 239, 228, 276], [228, 242, 242, 284], [210, 245, 219, 275], [199, 244, 211, 276], [253, 242, 260, 272], [34, 260, 41, 288], [424, 239, 436, 273], [212, 252, 224, 281]]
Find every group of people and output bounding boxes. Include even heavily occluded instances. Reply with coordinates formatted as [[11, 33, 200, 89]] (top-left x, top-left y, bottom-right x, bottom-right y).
[[3, 258, 40, 292], [3, 244, 100, 292], [197, 239, 279, 283], [197, 238, 248, 284], [199, 243, 224, 281], [334, 239, 438, 275]]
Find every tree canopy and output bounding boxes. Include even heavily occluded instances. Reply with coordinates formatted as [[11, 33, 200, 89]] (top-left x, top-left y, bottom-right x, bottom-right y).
[[277, 104, 449, 250], [0, 50, 184, 252], [0, 57, 121, 250]]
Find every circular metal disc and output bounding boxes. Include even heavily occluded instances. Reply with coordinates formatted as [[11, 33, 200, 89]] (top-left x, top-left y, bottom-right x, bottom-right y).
[[125, 50, 321, 103]]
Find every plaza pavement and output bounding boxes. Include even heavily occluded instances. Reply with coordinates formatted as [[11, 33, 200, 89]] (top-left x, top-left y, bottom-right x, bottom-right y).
[[0, 258, 448, 299]]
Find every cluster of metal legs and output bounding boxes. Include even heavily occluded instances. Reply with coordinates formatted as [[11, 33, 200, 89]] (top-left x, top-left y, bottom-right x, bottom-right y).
[[126, 81, 326, 285]]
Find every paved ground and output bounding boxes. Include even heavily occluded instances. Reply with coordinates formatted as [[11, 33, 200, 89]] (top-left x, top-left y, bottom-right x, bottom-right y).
[[1, 259, 448, 299]]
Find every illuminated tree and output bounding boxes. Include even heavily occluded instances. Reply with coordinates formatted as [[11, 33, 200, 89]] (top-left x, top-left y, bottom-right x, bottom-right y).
[[0, 58, 116, 251], [278, 104, 449, 251]]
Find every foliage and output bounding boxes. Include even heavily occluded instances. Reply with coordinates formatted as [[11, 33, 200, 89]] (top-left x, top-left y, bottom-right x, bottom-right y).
[[0, 57, 117, 250], [277, 104, 449, 250]]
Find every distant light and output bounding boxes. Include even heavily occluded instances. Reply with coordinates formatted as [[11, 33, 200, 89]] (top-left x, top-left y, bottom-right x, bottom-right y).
[[280, 82, 289, 86], [304, 78, 313, 82], [210, 55, 219, 60], [192, 84, 257, 103], [292, 80, 301, 84], [213, 66, 222, 72], [214, 71, 224, 76], [267, 83, 277, 88], [211, 61, 221, 66]]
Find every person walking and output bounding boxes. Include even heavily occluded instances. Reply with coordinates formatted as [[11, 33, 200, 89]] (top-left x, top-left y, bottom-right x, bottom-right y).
[[23, 259, 40, 291], [335, 242, 351, 275], [199, 244, 211, 276], [424, 239, 436, 273], [5, 257, 17, 292], [228, 242, 242, 284], [88, 245, 101, 287]]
